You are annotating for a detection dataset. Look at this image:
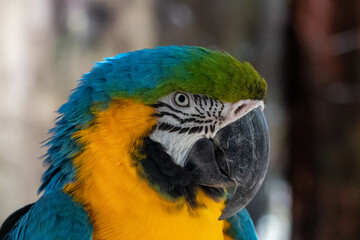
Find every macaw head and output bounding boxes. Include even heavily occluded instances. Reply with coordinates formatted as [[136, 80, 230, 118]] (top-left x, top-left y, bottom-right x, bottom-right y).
[[40, 46, 269, 220]]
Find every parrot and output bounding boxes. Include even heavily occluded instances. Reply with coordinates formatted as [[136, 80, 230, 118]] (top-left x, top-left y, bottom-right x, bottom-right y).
[[0, 45, 269, 240]]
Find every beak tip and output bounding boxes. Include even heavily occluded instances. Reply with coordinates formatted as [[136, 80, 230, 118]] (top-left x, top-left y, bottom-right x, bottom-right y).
[[218, 213, 228, 221], [218, 203, 244, 220], [218, 212, 229, 221]]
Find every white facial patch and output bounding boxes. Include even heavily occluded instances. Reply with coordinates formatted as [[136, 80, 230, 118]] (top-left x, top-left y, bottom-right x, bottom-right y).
[[149, 92, 264, 166]]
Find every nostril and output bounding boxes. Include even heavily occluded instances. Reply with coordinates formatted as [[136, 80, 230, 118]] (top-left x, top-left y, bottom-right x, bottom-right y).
[[234, 104, 245, 115]]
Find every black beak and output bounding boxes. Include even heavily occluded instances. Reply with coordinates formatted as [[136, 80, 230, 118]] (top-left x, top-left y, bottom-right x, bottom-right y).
[[184, 107, 270, 220]]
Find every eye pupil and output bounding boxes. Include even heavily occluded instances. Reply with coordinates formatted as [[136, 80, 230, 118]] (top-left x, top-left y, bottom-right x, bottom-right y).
[[173, 92, 190, 107], [178, 95, 186, 103]]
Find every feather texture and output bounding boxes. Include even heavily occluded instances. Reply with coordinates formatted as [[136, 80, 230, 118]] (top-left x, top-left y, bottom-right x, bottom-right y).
[[39, 46, 266, 194], [8, 191, 92, 240], [27, 46, 266, 239], [224, 208, 258, 240]]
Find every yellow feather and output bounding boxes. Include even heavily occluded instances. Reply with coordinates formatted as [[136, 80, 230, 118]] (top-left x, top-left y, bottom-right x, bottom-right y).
[[64, 99, 229, 240]]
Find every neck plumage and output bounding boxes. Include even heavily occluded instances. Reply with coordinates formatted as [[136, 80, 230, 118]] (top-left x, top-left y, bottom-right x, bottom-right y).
[[64, 99, 227, 240]]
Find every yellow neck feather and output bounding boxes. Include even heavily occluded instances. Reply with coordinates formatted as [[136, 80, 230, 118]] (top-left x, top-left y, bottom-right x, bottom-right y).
[[64, 99, 227, 240]]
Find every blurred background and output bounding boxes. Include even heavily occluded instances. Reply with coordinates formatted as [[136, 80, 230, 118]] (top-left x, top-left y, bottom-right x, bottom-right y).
[[0, 0, 359, 239]]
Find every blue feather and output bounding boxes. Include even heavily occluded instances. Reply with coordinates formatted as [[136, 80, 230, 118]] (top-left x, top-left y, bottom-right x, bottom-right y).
[[225, 208, 258, 240], [8, 191, 92, 240], [39, 46, 188, 193]]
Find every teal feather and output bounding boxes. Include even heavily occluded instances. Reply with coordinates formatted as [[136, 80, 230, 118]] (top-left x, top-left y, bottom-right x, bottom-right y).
[[226, 208, 258, 240], [8, 191, 92, 240]]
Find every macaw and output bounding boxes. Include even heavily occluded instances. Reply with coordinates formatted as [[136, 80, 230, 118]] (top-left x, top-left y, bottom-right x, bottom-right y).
[[0, 46, 269, 240]]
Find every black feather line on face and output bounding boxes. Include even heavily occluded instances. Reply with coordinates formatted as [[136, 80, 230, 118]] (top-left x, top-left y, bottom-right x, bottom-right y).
[[179, 127, 190, 134], [150, 102, 189, 116], [155, 111, 212, 125], [210, 125, 215, 133], [134, 137, 225, 207], [189, 113, 207, 119], [204, 125, 208, 134], [188, 126, 200, 134], [193, 94, 200, 103], [194, 106, 203, 115], [199, 98, 205, 110], [209, 98, 214, 111], [157, 123, 199, 135], [158, 123, 174, 131], [169, 126, 182, 133]]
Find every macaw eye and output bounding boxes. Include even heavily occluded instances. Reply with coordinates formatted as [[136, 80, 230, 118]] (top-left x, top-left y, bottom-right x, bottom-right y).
[[173, 92, 190, 107]]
